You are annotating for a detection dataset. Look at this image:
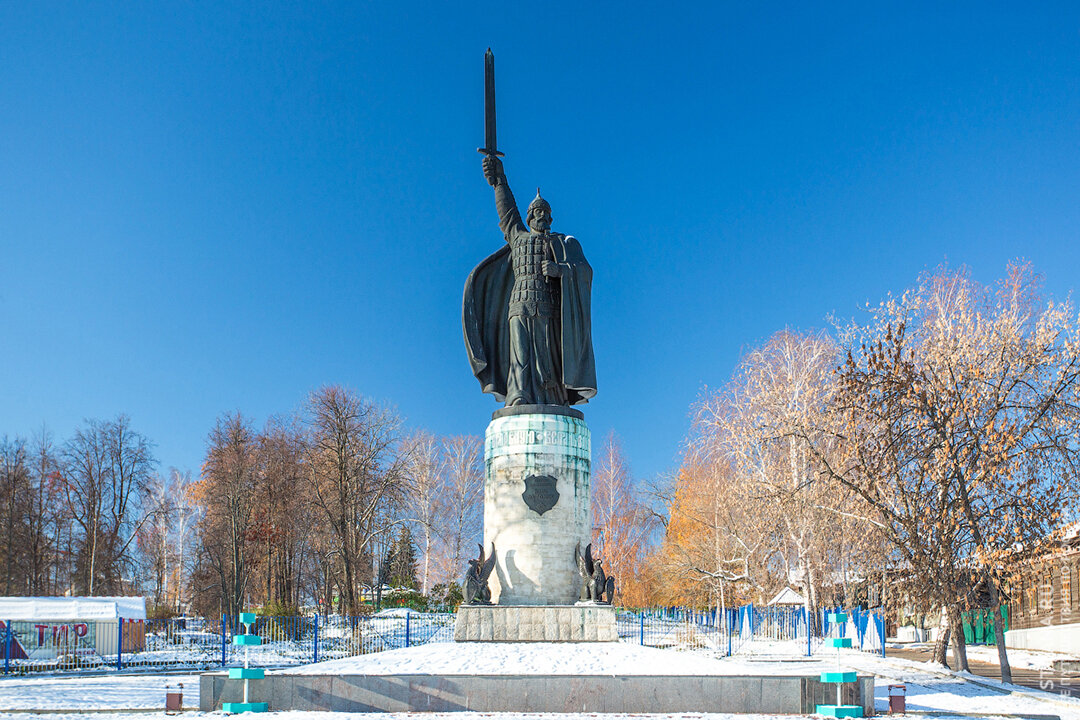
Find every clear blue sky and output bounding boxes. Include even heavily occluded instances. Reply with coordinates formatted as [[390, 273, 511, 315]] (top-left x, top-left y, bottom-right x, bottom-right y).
[[3, 2, 1079, 482]]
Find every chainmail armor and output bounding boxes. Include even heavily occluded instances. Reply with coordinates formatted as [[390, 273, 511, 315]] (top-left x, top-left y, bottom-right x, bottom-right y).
[[508, 232, 557, 318]]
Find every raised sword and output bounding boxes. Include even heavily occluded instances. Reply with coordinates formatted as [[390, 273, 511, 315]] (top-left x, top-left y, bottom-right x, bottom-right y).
[[477, 48, 504, 158]]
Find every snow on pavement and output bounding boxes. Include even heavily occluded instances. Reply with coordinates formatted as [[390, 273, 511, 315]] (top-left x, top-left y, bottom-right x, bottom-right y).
[[3, 713, 856, 720], [278, 641, 835, 676], [0, 672, 199, 711], [2, 644, 1080, 719], [974, 646, 1072, 670], [900, 641, 1079, 672], [815, 648, 1080, 719]]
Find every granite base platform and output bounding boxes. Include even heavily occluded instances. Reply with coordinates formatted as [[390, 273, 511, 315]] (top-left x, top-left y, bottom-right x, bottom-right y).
[[454, 604, 617, 642], [199, 670, 875, 714]]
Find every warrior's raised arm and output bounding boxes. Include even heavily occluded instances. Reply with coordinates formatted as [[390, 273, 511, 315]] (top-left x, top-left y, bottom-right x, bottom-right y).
[[482, 155, 526, 241]]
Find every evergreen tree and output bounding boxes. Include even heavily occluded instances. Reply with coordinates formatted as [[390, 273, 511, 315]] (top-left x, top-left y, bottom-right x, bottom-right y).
[[387, 526, 419, 589]]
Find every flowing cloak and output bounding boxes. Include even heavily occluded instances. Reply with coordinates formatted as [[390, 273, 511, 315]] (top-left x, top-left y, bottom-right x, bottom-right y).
[[462, 233, 597, 405]]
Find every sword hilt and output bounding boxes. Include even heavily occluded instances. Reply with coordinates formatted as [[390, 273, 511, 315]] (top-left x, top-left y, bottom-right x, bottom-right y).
[[477, 147, 504, 157]]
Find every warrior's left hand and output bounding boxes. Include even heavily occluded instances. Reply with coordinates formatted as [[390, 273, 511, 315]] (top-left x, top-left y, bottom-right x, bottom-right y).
[[542, 260, 563, 278]]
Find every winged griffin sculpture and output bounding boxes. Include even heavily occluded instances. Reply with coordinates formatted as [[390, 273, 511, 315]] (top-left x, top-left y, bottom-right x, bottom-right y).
[[463, 543, 497, 605], [575, 542, 615, 604]]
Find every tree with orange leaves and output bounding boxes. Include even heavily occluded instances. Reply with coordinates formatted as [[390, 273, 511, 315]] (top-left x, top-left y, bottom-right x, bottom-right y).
[[653, 453, 773, 610], [590, 432, 655, 606]]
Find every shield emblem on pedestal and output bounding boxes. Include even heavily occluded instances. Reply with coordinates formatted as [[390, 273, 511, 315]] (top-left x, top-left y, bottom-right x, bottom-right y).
[[522, 475, 559, 516]]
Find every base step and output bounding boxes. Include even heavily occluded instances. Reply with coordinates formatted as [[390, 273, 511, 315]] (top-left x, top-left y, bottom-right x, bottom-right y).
[[204, 670, 875, 714]]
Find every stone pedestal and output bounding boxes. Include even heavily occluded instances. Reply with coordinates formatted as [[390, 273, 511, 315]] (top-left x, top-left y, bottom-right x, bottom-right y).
[[454, 604, 617, 642], [483, 409, 591, 605]]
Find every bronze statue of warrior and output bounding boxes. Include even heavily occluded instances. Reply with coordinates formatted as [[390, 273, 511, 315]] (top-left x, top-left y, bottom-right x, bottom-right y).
[[463, 50, 596, 407]]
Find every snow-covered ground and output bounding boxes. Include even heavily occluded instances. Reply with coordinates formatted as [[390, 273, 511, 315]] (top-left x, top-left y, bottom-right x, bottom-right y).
[[837, 650, 1080, 718], [277, 641, 836, 676], [0, 672, 200, 711], [891, 640, 1079, 671], [0, 714, 893, 720], [3, 644, 1080, 719]]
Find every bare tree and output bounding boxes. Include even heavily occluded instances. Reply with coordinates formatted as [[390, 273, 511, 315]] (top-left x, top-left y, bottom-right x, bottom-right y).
[[197, 413, 260, 619], [29, 428, 64, 594], [711, 331, 869, 629], [0, 436, 31, 595], [663, 331, 870, 622], [402, 431, 447, 594], [169, 468, 198, 614], [441, 435, 483, 587], [255, 416, 311, 608], [305, 386, 407, 615], [62, 416, 155, 595], [141, 472, 175, 608], [811, 263, 1080, 679]]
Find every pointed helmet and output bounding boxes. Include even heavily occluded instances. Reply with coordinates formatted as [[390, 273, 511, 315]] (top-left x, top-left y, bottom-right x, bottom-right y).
[[526, 187, 551, 218]]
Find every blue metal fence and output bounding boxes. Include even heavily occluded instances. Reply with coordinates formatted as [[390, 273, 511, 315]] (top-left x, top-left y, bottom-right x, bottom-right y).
[[1, 605, 885, 674], [616, 607, 739, 654], [217, 612, 456, 668], [617, 605, 887, 658], [0, 612, 456, 675]]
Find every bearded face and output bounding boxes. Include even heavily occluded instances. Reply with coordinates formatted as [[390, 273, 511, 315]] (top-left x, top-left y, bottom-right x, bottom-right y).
[[527, 205, 552, 233]]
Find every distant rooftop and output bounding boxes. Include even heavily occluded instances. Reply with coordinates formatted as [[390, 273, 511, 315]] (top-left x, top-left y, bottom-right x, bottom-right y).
[[0, 596, 146, 620]]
